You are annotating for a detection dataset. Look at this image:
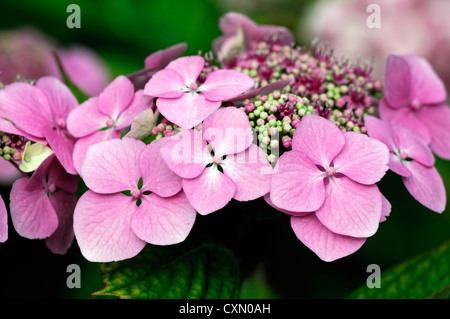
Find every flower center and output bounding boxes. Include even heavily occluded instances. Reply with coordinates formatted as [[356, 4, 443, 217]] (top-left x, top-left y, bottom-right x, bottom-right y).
[[326, 167, 336, 177], [410, 98, 421, 111], [106, 118, 115, 127], [130, 188, 141, 199], [189, 82, 198, 91], [47, 183, 56, 193], [399, 150, 408, 160], [57, 118, 66, 129], [212, 155, 222, 165]]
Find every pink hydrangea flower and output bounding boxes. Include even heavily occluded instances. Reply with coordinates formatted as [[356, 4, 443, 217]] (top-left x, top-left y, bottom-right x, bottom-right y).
[[161, 107, 272, 215], [379, 54, 450, 159], [66, 75, 150, 175], [9, 154, 78, 254], [0, 195, 7, 243], [365, 115, 446, 213], [213, 12, 294, 63], [144, 55, 254, 129], [268, 114, 390, 261], [74, 137, 197, 262], [0, 76, 78, 174]]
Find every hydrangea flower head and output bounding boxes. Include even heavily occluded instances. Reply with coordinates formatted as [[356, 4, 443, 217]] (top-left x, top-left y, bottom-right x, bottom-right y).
[[144, 55, 254, 129], [365, 115, 446, 213], [379, 54, 450, 159], [74, 137, 197, 262]]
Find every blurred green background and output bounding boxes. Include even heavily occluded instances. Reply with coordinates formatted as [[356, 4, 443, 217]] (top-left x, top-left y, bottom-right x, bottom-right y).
[[0, 0, 449, 299]]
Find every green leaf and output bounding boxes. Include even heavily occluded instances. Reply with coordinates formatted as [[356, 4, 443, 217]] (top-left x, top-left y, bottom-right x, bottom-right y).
[[429, 285, 450, 299], [347, 239, 450, 299], [92, 236, 240, 299]]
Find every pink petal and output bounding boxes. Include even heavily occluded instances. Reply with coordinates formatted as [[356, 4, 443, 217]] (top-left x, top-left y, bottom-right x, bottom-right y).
[[221, 144, 272, 201], [0, 158, 21, 186], [257, 25, 294, 46], [402, 161, 446, 213], [10, 178, 58, 239], [139, 137, 182, 198], [393, 123, 435, 167], [0, 196, 7, 242], [263, 193, 310, 217], [165, 56, 205, 86], [144, 43, 188, 70], [98, 75, 134, 119], [379, 99, 431, 144], [291, 214, 366, 262], [72, 129, 121, 176], [45, 190, 77, 254], [182, 165, 236, 215], [115, 90, 152, 130], [202, 107, 253, 156], [226, 80, 290, 104], [160, 129, 210, 179], [200, 70, 254, 102], [402, 55, 447, 105], [0, 82, 52, 138], [384, 55, 411, 108], [292, 114, 345, 167], [35, 76, 78, 120], [388, 153, 412, 177], [380, 195, 391, 223], [315, 176, 382, 238], [218, 12, 258, 38], [333, 132, 389, 185], [143, 68, 186, 99], [73, 191, 145, 262], [44, 126, 77, 175], [364, 115, 396, 152], [66, 97, 110, 138], [131, 192, 196, 245], [156, 93, 221, 129], [82, 137, 146, 193], [269, 150, 325, 213], [417, 104, 450, 160]]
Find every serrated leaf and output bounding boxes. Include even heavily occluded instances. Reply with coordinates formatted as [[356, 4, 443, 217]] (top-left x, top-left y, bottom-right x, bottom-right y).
[[347, 239, 450, 299], [428, 285, 450, 299], [92, 236, 240, 299]]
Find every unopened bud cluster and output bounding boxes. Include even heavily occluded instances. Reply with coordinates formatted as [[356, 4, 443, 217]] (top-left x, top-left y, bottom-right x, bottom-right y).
[[0, 131, 25, 161]]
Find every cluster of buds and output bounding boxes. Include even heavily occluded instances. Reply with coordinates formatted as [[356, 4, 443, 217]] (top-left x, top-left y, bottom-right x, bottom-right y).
[[227, 40, 382, 137], [151, 117, 180, 139], [0, 132, 25, 162]]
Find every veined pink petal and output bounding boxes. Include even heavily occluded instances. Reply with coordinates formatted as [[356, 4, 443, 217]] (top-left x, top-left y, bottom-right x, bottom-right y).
[[202, 107, 253, 156], [165, 56, 205, 86], [66, 97, 110, 138], [393, 123, 435, 167], [182, 165, 236, 215], [291, 214, 366, 262], [139, 137, 182, 198], [315, 176, 382, 238], [131, 192, 196, 245], [144, 43, 188, 70], [263, 193, 310, 216], [417, 104, 450, 160], [44, 126, 76, 175], [98, 75, 134, 119], [221, 144, 272, 201], [380, 195, 392, 223], [10, 178, 58, 239], [35, 76, 78, 120], [73, 191, 145, 262], [388, 153, 412, 177], [72, 129, 121, 176], [379, 99, 431, 144], [200, 70, 254, 102], [143, 68, 186, 99], [156, 93, 221, 129], [115, 90, 152, 130], [364, 115, 396, 152], [0, 82, 52, 138], [269, 150, 325, 213], [402, 161, 446, 213], [160, 129, 210, 179], [292, 114, 345, 167], [384, 55, 411, 108], [333, 132, 389, 185], [402, 55, 447, 105], [82, 137, 145, 193], [45, 190, 77, 254], [47, 155, 79, 194], [0, 196, 7, 242]]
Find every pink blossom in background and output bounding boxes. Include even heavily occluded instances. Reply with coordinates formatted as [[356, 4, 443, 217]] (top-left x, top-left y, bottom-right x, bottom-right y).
[[0, 27, 110, 96], [0, 195, 7, 242], [268, 114, 390, 261], [300, 0, 450, 88], [365, 116, 446, 213], [144, 55, 254, 129], [0, 76, 78, 174], [379, 54, 450, 160], [74, 137, 197, 262], [161, 107, 272, 215], [67, 75, 151, 175], [9, 154, 78, 254]]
